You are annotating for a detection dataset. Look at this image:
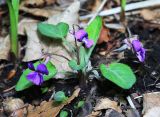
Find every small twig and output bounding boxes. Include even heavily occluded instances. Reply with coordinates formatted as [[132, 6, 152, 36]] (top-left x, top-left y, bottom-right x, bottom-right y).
[[126, 27, 132, 37], [80, 0, 160, 20], [51, 53, 70, 61], [87, 0, 107, 25], [3, 85, 15, 93], [126, 96, 136, 109], [134, 95, 143, 100], [49, 87, 55, 101], [43, 53, 70, 61]]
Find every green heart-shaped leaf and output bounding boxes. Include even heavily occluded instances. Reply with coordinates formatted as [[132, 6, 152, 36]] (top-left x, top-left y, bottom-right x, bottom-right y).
[[37, 22, 69, 40], [15, 61, 57, 91], [100, 63, 136, 89]]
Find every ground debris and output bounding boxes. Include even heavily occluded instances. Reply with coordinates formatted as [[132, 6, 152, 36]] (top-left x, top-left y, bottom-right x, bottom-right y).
[[94, 98, 121, 112], [21, 0, 56, 7], [140, 9, 160, 21], [2, 98, 27, 117], [27, 88, 80, 117], [0, 36, 10, 60], [105, 109, 124, 117], [97, 24, 111, 44], [143, 92, 160, 117]]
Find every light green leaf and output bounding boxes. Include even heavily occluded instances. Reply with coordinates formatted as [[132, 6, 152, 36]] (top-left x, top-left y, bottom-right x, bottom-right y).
[[100, 63, 136, 89], [60, 110, 68, 117], [121, 0, 126, 11], [74, 100, 84, 109], [38, 22, 69, 40], [11, 0, 19, 24], [15, 61, 57, 91], [84, 16, 102, 64]]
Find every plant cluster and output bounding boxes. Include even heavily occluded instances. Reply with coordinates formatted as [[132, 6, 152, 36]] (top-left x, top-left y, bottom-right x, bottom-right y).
[[6, 0, 146, 93]]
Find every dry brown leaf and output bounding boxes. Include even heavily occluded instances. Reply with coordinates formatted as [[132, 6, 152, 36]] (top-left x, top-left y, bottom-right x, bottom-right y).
[[143, 92, 160, 117], [143, 107, 160, 117], [21, 0, 56, 7], [141, 9, 160, 21], [20, 0, 59, 18], [7, 69, 16, 80], [18, 19, 38, 35], [87, 111, 101, 117], [19, 6, 61, 18], [97, 25, 110, 44], [94, 98, 121, 112], [3, 98, 26, 116], [56, 0, 74, 8], [27, 88, 80, 117], [0, 36, 10, 60]]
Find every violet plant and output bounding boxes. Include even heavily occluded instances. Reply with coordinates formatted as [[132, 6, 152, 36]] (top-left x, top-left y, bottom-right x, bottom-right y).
[[16, 16, 140, 91], [6, 0, 19, 58]]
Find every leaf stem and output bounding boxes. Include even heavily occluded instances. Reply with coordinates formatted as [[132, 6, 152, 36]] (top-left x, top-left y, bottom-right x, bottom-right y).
[[72, 24, 80, 65]]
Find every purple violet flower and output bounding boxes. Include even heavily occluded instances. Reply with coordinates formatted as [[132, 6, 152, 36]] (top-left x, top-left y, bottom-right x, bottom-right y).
[[124, 35, 145, 62], [27, 58, 49, 85], [82, 37, 94, 48], [75, 29, 88, 42], [74, 29, 94, 48]]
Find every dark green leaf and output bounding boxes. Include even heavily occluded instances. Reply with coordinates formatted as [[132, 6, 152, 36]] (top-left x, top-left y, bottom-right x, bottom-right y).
[[15, 61, 57, 91], [37, 22, 69, 40], [41, 87, 49, 94], [100, 63, 136, 89], [54, 91, 67, 102]]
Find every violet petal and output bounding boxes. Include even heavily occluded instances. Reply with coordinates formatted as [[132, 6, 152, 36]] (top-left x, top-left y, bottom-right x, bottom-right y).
[[75, 29, 88, 42], [124, 38, 132, 48], [82, 38, 94, 48], [36, 63, 49, 75], [28, 62, 35, 71], [27, 72, 44, 85], [136, 48, 145, 62], [132, 40, 142, 52]]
